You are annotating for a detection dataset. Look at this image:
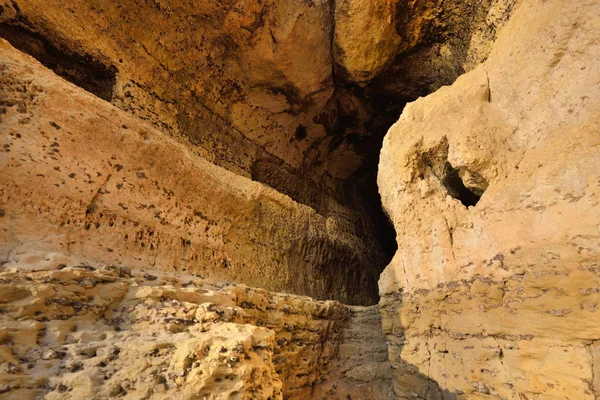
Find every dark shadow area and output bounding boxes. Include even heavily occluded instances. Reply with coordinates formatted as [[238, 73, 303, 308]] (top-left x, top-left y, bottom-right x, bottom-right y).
[[392, 359, 466, 399], [352, 165, 398, 260], [443, 164, 482, 207], [0, 24, 117, 101]]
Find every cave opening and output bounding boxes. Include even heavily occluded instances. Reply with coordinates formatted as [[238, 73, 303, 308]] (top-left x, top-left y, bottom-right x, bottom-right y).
[[443, 166, 481, 207], [324, 88, 406, 305]]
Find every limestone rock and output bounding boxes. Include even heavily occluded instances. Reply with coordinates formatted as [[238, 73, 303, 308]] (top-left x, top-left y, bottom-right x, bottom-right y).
[[378, 0, 600, 397], [333, 0, 400, 85], [0, 39, 383, 305], [0, 258, 396, 399], [312, 306, 394, 399], [0, 262, 341, 398]]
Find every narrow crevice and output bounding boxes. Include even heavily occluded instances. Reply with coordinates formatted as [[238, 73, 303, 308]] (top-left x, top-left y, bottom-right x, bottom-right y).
[[0, 23, 117, 101]]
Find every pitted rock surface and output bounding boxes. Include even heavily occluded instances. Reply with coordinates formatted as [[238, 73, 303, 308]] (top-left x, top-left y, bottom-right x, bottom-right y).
[[378, 0, 600, 398]]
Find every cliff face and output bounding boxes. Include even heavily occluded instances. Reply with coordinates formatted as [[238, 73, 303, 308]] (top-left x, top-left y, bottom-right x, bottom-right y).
[[0, 39, 385, 305], [378, 0, 600, 397]]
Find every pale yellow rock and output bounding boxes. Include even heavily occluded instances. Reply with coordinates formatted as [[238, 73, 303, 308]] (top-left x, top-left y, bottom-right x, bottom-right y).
[[0, 262, 387, 399], [378, 0, 600, 398], [333, 0, 401, 84]]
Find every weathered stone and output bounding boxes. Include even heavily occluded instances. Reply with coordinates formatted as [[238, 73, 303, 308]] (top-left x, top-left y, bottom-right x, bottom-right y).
[[378, 0, 600, 397], [333, 0, 400, 85], [0, 39, 384, 305], [0, 261, 395, 399]]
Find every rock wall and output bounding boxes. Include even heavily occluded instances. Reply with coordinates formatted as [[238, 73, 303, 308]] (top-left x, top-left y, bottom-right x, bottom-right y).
[[0, 0, 518, 289], [0, 0, 518, 306], [0, 0, 513, 180], [3, 0, 598, 397], [378, 0, 600, 398], [0, 39, 384, 305], [0, 254, 395, 399]]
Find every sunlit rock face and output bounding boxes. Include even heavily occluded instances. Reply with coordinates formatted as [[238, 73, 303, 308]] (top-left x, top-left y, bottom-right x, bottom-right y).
[[378, 0, 600, 397]]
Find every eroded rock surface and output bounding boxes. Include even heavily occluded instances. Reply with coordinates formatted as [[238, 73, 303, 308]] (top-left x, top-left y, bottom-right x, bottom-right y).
[[0, 39, 384, 305], [0, 259, 349, 399], [378, 0, 600, 398], [0, 254, 399, 399]]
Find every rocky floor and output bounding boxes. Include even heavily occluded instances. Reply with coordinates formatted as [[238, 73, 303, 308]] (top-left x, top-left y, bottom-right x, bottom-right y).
[[313, 306, 393, 399], [0, 258, 393, 399]]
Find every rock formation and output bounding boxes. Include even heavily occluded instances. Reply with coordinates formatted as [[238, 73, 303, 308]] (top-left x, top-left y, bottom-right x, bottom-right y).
[[0, 0, 599, 398], [0, 259, 387, 399], [0, 0, 515, 306], [0, 38, 387, 305], [378, 0, 600, 397]]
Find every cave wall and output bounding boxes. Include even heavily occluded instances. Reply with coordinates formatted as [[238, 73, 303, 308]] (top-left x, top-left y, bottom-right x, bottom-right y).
[[0, 0, 517, 292], [0, 39, 387, 305], [3, 0, 597, 396], [378, 0, 600, 397]]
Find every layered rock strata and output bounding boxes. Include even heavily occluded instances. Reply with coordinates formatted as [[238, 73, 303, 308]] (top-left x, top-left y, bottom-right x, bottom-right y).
[[0, 38, 385, 305], [378, 0, 600, 398]]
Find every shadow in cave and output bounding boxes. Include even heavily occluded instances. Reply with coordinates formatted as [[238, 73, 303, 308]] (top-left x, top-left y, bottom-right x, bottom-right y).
[[0, 23, 116, 101]]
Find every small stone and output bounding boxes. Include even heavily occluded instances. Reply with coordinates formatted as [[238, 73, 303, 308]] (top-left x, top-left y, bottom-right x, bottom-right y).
[[144, 273, 157, 281], [78, 278, 96, 288], [154, 384, 167, 393], [42, 350, 58, 360]]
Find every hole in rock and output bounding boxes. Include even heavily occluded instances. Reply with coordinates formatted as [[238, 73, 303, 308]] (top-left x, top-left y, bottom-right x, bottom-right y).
[[442, 163, 486, 207], [0, 24, 116, 101]]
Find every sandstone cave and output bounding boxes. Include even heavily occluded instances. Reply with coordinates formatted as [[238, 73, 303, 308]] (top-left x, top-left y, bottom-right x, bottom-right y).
[[0, 0, 599, 399]]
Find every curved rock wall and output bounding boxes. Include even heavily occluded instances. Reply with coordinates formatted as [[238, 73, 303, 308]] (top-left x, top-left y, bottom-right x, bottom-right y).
[[0, 39, 384, 305], [378, 0, 600, 397], [0, 0, 397, 302]]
